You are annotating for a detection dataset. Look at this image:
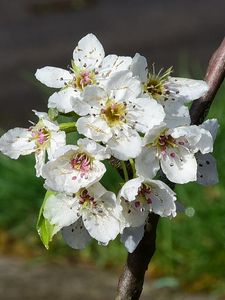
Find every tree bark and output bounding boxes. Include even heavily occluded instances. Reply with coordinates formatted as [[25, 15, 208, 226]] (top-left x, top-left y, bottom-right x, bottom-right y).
[[116, 37, 225, 300]]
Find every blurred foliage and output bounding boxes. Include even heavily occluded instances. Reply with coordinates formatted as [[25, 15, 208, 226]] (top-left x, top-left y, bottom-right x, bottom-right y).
[[0, 66, 225, 295]]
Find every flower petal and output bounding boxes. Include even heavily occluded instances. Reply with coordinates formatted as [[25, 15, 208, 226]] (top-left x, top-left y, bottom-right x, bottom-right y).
[[120, 177, 144, 202], [73, 33, 105, 69], [127, 97, 165, 133], [147, 179, 177, 217], [106, 70, 141, 100], [76, 116, 112, 143], [82, 190, 122, 244], [120, 225, 145, 253], [77, 138, 110, 160], [35, 67, 73, 88], [200, 119, 219, 142], [196, 152, 219, 186], [62, 218, 92, 249], [48, 87, 79, 113], [99, 54, 132, 79], [43, 193, 80, 231], [167, 77, 208, 102], [130, 53, 148, 83], [107, 127, 142, 160], [0, 128, 35, 159], [160, 147, 197, 184], [135, 147, 160, 179]]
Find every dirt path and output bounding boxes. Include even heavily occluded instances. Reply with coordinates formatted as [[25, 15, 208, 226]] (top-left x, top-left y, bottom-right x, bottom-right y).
[[0, 257, 221, 300]]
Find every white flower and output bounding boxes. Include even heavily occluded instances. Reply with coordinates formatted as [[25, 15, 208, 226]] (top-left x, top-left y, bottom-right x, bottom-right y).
[[74, 71, 165, 160], [196, 119, 219, 186], [42, 138, 109, 193], [43, 182, 123, 246], [35, 33, 132, 113], [135, 122, 214, 184], [119, 177, 176, 228], [131, 53, 208, 127], [0, 111, 66, 176]]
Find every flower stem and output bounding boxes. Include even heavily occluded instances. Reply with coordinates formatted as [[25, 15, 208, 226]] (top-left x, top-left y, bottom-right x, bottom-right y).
[[121, 161, 129, 182], [129, 159, 136, 178], [59, 122, 76, 133]]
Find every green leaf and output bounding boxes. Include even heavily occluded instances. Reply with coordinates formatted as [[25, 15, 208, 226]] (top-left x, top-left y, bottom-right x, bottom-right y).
[[36, 190, 57, 249], [101, 160, 124, 194]]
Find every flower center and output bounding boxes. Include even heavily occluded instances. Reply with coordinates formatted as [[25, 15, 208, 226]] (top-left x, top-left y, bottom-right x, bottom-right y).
[[70, 152, 91, 177], [74, 70, 96, 90], [156, 133, 177, 156], [77, 188, 97, 208], [144, 67, 172, 100], [136, 184, 152, 205], [101, 100, 126, 127], [31, 126, 50, 148]]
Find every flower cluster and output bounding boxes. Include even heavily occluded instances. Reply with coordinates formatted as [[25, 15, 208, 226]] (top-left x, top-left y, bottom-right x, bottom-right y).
[[0, 34, 219, 253]]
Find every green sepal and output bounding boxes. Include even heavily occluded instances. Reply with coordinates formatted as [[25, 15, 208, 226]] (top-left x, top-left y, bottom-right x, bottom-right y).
[[48, 108, 58, 121], [36, 190, 57, 249]]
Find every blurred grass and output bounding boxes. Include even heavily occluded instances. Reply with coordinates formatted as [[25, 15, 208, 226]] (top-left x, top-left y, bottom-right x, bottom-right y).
[[0, 68, 225, 294]]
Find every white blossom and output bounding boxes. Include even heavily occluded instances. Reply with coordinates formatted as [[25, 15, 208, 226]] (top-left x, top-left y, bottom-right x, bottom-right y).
[[135, 122, 214, 184], [0, 111, 66, 176], [119, 177, 176, 229], [42, 138, 109, 193], [131, 53, 208, 127], [35, 34, 132, 113], [43, 182, 123, 246], [74, 71, 165, 160]]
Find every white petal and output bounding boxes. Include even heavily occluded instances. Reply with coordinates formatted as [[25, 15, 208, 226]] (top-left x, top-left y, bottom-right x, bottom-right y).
[[196, 152, 219, 186], [160, 148, 197, 184], [127, 97, 165, 133], [120, 177, 144, 202], [0, 128, 35, 159], [73, 33, 105, 69], [47, 131, 66, 160], [130, 53, 148, 83], [147, 179, 177, 217], [81, 85, 107, 109], [99, 54, 132, 79], [135, 147, 160, 179], [200, 119, 219, 142], [35, 150, 46, 177], [167, 77, 208, 102], [62, 218, 92, 249], [163, 101, 191, 128], [121, 225, 145, 253], [170, 125, 202, 148], [76, 116, 112, 143], [43, 193, 80, 231], [194, 128, 213, 154], [107, 127, 142, 160], [120, 198, 149, 227], [48, 88, 79, 113], [143, 123, 166, 146], [106, 70, 142, 100], [82, 191, 122, 244], [77, 138, 110, 160], [35, 67, 73, 88]]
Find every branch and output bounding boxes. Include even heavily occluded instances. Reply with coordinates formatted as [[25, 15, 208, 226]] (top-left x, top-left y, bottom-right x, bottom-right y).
[[116, 37, 225, 300], [190, 37, 225, 124]]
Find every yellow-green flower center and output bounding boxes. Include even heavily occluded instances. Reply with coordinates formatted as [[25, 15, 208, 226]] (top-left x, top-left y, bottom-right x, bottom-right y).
[[143, 67, 173, 100], [101, 100, 126, 127]]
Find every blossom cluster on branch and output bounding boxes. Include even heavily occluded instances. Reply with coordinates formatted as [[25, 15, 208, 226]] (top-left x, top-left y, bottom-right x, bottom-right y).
[[0, 34, 219, 252]]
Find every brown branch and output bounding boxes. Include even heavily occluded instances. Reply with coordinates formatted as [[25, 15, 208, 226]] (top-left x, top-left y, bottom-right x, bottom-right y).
[[190, 37, 225, 124], [116, 37, 225, 300]]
